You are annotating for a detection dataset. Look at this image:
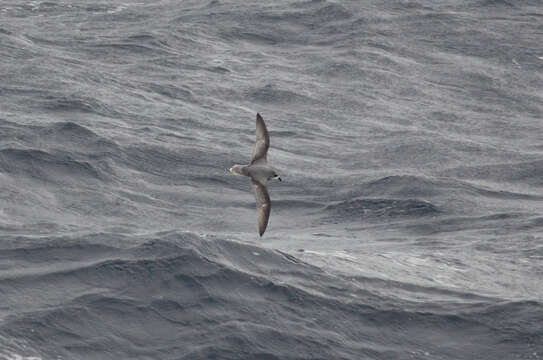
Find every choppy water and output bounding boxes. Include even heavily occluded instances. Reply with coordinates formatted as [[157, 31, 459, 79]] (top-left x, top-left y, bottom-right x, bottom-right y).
[[1, 1, 543, 359]]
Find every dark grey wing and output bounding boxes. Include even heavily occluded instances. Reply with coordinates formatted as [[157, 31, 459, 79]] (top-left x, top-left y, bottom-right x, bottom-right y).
[[251, 179, 271, 237], [251, 113, 270, 165]]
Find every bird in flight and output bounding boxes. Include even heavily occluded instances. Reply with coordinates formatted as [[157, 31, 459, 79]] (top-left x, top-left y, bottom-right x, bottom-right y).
[[230, 113, 281, 237]]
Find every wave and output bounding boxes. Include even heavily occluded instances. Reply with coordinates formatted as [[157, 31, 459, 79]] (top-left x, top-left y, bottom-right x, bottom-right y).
[[322, 198, 439, 224], [118, 144, 221, 179], [40, 95, 121, 118], [404, 212, 527, 235], [0, 148, 106, 182], [0, 120, 220, 185], [247, 84, 317, 105], [320, 174, 543, 231], [199, 0, 354, 47], [2, 0, 542, 358], [343, 175, 543, 201], [478, 0, 515, 7], [440, 160, 543, 187], [251, 2, 352, 32], [34, 122, 120, 155], [1, 232, 540, 359]]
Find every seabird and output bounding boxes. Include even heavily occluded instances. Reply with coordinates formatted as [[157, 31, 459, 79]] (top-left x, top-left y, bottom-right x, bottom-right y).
[[230, 113, 282, 237]]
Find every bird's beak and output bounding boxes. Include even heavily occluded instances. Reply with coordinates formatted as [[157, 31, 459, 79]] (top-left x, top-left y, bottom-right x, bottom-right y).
[[278, 177, 282, 182]]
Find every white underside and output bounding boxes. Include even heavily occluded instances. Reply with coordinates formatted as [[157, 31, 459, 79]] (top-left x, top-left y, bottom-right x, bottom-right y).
[[248, 164, 275, 184]]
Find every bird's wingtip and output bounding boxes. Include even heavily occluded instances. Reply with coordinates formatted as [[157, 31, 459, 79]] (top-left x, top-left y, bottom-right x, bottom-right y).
[[256, 113, 263, 120]]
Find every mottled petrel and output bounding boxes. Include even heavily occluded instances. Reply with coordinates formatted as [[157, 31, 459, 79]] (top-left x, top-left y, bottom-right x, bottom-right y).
[[229, 113, 282, 237]]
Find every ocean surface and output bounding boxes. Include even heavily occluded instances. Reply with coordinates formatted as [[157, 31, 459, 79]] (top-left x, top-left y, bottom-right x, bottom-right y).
[[1, 0, 543, 359]]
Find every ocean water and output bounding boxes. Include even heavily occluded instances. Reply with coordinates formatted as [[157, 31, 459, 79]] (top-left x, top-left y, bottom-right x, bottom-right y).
[[1, 0, 543, 359]]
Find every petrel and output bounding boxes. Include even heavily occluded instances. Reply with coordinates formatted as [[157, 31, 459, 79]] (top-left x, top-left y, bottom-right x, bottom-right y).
[[230, 113, 281, 236]]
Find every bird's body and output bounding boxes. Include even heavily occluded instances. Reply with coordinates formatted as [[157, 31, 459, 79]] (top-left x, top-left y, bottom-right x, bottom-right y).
[[229, 113, 281, 237], [247, 165, 277, 184]]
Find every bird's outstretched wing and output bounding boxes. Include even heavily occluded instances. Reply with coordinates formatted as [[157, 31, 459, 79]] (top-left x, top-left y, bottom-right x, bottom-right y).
[[251, 113, 270, 165], [252, 179, 271, 237]]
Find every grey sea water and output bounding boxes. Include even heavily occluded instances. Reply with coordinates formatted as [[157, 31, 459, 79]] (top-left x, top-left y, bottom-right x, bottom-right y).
[[1, 0, 543, 359]]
